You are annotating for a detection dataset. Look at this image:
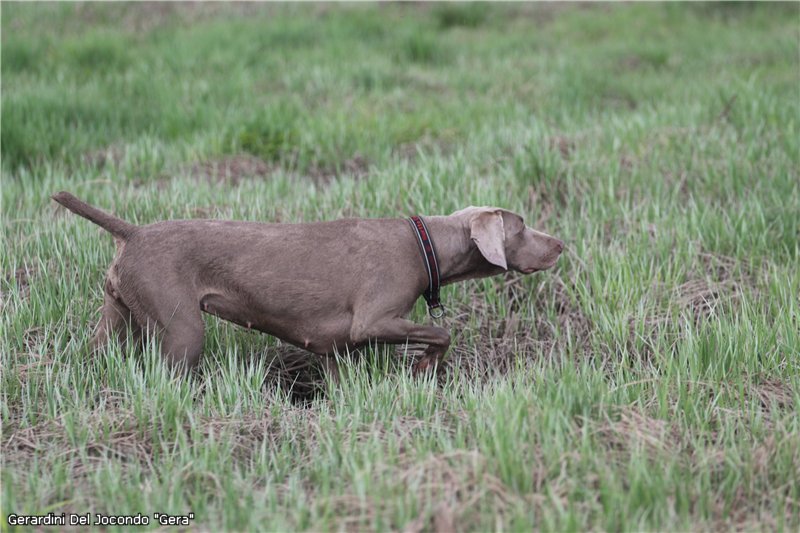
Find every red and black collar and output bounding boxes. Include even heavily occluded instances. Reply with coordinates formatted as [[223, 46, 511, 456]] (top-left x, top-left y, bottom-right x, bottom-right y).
[[408, 215, 444, 318]]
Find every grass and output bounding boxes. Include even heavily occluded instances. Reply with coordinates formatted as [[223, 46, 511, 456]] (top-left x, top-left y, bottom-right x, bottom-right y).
[[2, 2, 799, 531]]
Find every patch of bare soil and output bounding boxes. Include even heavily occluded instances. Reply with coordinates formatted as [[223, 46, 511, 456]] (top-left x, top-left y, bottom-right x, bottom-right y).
[[591, 406, 683, 462], [265, 346, 327, 404], [1, 264, 38, 310], [618, 54, 645, 71], [706, 433, 799, 531], [445, 274, 592, 378], [394, 138, 453, 163], [676, 252, 749, 323], [82, 149, 314, 189], [524, 136, 583, 216], [21, 326, 49, 356], [640, 251, 756, 345], [2, 399, 462, 526], [749, 377, 794, 411], [329, 449, 511, 532], [545, 275, 593, 351], [307, 154, 370, 185], [183, 154, 369, 188], [618, 153, 634, 171], [507, 2, 612, 25], [604, 92, 638, 110], [1, 407, 316, 486], [81, 144, 126, 170], [187, 154, 274, 186], [73, 2, 270, 34], [526, 186, 559, 228], [589, 406, 797, 529], [548, 135, 575, 161]]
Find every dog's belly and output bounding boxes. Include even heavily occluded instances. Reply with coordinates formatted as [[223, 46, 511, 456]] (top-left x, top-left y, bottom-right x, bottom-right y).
[[198, 291, 353, 354]]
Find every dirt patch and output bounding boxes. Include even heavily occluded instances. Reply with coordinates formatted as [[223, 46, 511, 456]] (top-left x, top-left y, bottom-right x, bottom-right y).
[[445, 273, 592, 378], [2, 407, 315, 478], [618, 54, 644, 71], [675, 277, 740, 322], [331, 449, 514, 532], [73, 2, 271, 34], [183, 154, 369, 187], [307, 154, 370, 185], [629, 250, 757, 364], [12, 353, 55, 381], [749, 378, 794, 411], [706, 434, 798, 531], [591, 406, 683, 461], [264, 346, 327, 404], [3, 402, 468, 528], [641, 251, 755, 339], [546, 275, 593, 351], [394, 138, 453, 163], [589, 407, 796, 529], [444, 294, 527, 377], [342, 154, 370, 176], [548, 135, 575, 161], [1, 263, 38, 309], [81, 144, 126, 170], [187, 154, 274, 186], [523, 132, 582, 216], [677, 251, 752, 324], [525, 187, 553, 227], [507, 2, 611, 25]]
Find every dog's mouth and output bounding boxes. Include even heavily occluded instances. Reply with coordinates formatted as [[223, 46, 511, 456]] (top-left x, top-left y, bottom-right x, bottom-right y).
[[519, 256, 561, 274]]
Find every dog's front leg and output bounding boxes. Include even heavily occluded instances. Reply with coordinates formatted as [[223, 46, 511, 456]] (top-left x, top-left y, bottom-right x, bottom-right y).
[[353, 318, 450, 375]]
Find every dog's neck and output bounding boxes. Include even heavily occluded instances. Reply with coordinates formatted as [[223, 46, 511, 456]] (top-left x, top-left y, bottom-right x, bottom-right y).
[[422, 216, 505, 286]]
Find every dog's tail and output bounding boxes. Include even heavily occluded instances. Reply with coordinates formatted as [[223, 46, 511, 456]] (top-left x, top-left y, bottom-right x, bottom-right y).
[[52, 191, 136, 240]]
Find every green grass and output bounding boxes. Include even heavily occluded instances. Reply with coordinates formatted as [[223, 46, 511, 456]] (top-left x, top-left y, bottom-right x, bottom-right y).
[[2, 2, 799, 531]]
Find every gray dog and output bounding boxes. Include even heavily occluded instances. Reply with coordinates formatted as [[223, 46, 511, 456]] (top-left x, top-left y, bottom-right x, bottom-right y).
[[53, 192, 563, 375]]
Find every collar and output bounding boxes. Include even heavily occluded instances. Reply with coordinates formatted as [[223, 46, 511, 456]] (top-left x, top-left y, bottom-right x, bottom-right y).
[[408, 215, 444, 318]]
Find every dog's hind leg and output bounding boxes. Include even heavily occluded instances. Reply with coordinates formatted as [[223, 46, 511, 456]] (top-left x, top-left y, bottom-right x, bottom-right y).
[[159, 309, 205, 371], [117, 265, 205, 372], [92, 280, 141, 352], [136, 296, 205, 372]]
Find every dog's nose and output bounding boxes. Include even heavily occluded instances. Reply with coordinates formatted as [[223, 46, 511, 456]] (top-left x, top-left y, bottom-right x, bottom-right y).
[[553, 239, 564, 253]]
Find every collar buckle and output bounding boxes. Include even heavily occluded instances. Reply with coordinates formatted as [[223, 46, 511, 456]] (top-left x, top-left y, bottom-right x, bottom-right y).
[[428, 303, 445, 319]]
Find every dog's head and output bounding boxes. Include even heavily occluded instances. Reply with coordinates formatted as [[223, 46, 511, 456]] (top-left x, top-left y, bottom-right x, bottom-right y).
[[452, 206, 563, 273]]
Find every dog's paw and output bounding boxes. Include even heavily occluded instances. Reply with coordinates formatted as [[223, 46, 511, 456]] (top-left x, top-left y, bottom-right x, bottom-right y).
[[412, 356, 436, 377]]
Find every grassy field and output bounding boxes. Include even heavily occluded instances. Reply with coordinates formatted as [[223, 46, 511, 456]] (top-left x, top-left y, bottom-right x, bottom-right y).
[[2, 2, 799, 531]]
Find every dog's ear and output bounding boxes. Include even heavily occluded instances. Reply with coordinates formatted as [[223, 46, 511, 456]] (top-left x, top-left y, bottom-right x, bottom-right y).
[[470, 210, 507, 270]]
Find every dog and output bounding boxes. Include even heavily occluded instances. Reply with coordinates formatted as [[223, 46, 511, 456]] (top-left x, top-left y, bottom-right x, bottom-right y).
[[52, 192, 563, 375]]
